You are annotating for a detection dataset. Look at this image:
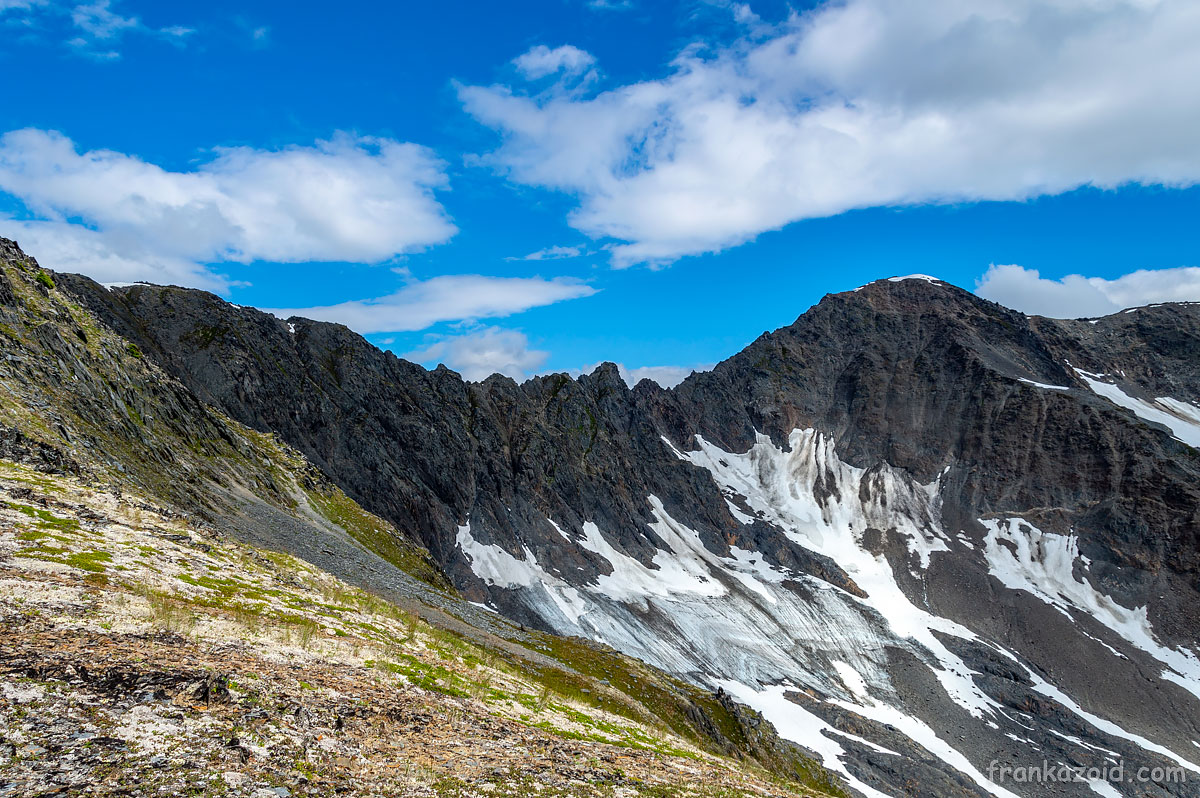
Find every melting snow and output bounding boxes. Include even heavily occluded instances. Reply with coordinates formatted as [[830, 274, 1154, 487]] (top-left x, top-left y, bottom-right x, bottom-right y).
[[1046, 729, 1119, 758], [716, 680, 894, 798], [1087, 779, 1122, 797], [576, 499, 727, 603], [1026, 667, 1200, 773], [1018, 378, 1070, 391], [455, 523, 543, 590], [1073, 368, 1200, 447], [459, 428, 1200, 795], [887, 274, 942, 283], [983, 518, 1200, 701]]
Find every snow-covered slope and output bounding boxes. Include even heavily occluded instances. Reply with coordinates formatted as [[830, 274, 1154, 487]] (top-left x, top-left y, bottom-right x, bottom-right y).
[[460, 428, 1200, 797]]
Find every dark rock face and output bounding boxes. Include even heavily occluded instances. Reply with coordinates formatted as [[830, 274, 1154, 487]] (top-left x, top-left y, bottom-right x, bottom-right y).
[[57, 272, 1200, 613], [49, 263, 1200, 797], [54, 274, 767, 588], [665, 281, 1200, 614]]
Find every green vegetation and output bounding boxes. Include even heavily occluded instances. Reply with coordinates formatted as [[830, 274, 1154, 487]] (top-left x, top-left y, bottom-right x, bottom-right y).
[[187, 323, 228, 348], [34, 270, 54, 290], [517, 633, 846, 797], [0, 471, 840, 797], [305, 486, 450, 590], [138, 585, 196, 633], [4, 501, 81, 533]]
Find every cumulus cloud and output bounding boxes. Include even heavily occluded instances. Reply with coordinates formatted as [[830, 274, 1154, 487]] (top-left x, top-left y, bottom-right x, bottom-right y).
[[975, 264, 1200, 318], [513, 44, 596, 80], [404, 327, 549, 381], [0, 128, 456, 286], [462, 0, 1200, 266], [265, 275, 596, 334]]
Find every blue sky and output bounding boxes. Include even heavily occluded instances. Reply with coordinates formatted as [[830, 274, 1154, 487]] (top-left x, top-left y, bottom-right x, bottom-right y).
[[2, 0, 1199, 383]]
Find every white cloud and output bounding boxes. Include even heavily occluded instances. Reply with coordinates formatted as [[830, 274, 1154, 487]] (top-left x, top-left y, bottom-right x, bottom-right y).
[[615, 363, 710, 388], [70, 0, 135, 39], [975, 264, 1200, 318], [0, 128, 456, 286], [507, 244, 585, 261], [586, 0, 633, 10], [572, 361, 712, 388], [159, 24, 194, 39], [3, 1, 194, 56], [404, 327, 549, 381], [0, 0, 48, 11], [264, 275, 596, 334], [0, 217, 225, 290], [65, 37, 119, 59], [462, 0, 1200, 266], [403, 335, 711, 386], [513, 44, 597, 80]]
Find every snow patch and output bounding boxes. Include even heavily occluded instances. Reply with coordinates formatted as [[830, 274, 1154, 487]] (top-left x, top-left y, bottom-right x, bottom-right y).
[[1018, 378, 1070, 391], [455, 523, 543, 590], [982, 518, 1200, 701], [1087, 779, 1122, 797], [716, 680, 894, 798], [680, 430, 993, 719], [1073, 368, 1200, 447], [1027, 667, 1200, 773], [575, 499, 727, 603]]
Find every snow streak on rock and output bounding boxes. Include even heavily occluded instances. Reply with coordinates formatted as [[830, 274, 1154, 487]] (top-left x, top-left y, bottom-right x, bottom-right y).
[[458, 428, 1200, 796], [983, 519, 1200, 704], [1072, 367, 1200, 448]]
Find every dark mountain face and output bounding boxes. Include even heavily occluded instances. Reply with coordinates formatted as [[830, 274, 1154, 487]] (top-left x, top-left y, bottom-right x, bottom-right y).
[[55, 265, 1200, 797], [668, 280, 1200, 597]]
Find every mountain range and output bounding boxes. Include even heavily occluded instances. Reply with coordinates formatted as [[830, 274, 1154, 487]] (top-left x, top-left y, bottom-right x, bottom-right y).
[[3, 237, 1199, 797]]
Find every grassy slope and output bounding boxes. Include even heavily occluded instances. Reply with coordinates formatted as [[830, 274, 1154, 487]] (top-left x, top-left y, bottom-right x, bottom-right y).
[[0, 461, 841, 797]]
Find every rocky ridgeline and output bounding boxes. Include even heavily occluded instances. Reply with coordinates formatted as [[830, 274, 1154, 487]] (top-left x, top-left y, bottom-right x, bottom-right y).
[[53, 258, 1200, 636]]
